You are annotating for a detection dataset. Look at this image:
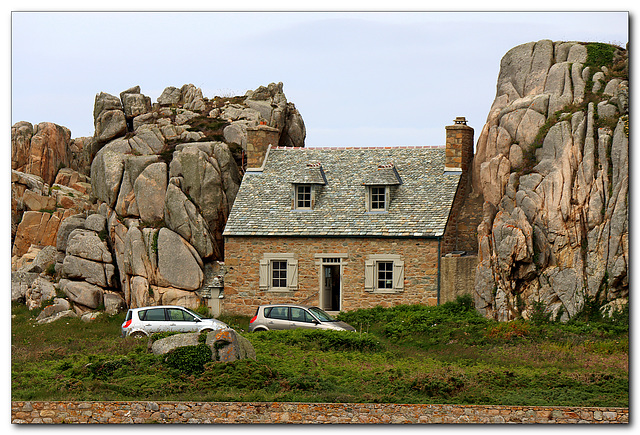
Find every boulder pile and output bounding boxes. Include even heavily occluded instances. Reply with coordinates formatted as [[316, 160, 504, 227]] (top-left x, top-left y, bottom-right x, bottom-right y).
[[11, 82, 306, 319]]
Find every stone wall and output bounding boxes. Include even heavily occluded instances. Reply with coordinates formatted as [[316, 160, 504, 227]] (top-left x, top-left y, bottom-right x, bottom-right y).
[[440, 255, 478, 303], [223, 236, 440, 315], [11, 401, 628, 424]]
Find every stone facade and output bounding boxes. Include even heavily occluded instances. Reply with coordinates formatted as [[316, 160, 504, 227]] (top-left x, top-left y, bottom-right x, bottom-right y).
[[11, 401, 629, 424], [223, 235, 440, 315]]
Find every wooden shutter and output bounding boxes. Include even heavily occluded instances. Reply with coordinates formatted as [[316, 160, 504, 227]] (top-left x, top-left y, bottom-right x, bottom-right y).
[[393, 260, 405, 291], [364, 259, 374, 291], [365, 186, 370, 211], [259, 259, 269, 290], [287, 259, 298, 290], [384, 186, 390, 210]]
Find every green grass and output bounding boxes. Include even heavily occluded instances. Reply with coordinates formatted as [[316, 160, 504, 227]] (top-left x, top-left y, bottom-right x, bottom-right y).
[[11, 297, 628, 406]]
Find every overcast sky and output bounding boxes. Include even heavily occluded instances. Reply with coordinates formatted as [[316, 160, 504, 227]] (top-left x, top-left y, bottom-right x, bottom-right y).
[[10, 9, 629, 148]]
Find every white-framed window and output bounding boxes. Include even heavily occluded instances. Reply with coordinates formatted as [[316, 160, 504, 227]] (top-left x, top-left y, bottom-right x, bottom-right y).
[[259, 253, 298, 291], [376, 261, 394, 290], [271, 260, 288, 288], [366, 185, 389, 212], [292, 184, 318, 210], [364, 254, 404, 293], [296, 184, 312, 209]]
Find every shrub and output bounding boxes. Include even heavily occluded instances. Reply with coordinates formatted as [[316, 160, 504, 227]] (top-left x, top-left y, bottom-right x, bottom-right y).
[[584, 42, 618, 70], [254, 329, 382, 352], [164, 344, 212, 374], [486, 320, 530, 341], [529, 301, 552, 325], [193, 305, 212, 318], [44, 263, 57, 277]]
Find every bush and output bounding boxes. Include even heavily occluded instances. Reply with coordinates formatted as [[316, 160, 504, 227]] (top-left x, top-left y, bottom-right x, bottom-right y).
[[254, 329, 382, 352], [584, 42, 618, 70], [529, 301, 552, 325], [164, 344, 212, 374]]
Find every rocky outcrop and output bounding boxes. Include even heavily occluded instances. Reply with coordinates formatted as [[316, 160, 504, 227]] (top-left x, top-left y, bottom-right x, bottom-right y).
[[85, 82, 304, 310], [472, 40, 628, 321], [55, 212, 125, 314], [10, 81, 302, 319], [11, 122, 93, 183], [11, 167, 95, 261], [11, 122, 71, 185]]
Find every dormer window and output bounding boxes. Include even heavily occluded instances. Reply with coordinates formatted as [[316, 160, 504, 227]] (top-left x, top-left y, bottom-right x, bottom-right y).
[[296, 184, 312, 209], [369, 186, 387, 211], [363, 163, 401, 213], [290, 161, 326, 211]]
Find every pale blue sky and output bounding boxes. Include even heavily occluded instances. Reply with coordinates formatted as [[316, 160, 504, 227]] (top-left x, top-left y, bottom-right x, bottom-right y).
[[10, 10, 629, 148]]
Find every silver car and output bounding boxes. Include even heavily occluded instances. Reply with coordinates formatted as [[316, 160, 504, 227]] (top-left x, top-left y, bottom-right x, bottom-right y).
[[249, 304, 356, 332], [121, 305, 228, 338]]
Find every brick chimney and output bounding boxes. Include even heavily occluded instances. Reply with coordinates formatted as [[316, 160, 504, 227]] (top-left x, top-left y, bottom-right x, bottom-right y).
[[246, 124, 280, 169], [445, 117, 474, 173]]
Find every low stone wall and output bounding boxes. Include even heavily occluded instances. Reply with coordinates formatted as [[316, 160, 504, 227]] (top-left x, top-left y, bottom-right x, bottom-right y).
[[11, 401, 628, 424]]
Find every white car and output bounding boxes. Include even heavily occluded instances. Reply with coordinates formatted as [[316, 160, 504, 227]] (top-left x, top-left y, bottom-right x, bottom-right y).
[[121, 305, 228, 338]]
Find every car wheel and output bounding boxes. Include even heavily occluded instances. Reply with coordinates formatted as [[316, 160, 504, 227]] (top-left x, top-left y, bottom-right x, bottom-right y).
[[200, 328, 214, 334], [253, 327, 268, 332], [130, 331, 147, 339]]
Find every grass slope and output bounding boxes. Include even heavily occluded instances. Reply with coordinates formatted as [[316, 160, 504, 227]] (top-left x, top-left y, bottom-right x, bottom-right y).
[[11, 296, 628, 406]]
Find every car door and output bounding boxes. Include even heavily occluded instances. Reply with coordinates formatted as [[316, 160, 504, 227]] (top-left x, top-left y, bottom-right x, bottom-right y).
[[289, 307, 318, 330], [140, 308, 168, 333], [166, 307, 199, 332], [264, 306, 290, 330]]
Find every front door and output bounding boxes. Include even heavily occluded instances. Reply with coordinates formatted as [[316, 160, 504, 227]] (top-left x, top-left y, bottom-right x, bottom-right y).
[[322, 264, 341, 311]]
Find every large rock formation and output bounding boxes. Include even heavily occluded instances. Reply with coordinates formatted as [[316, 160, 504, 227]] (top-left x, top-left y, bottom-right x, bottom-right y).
[[472, 40, 628, 321], [11, 82, 306, 317]]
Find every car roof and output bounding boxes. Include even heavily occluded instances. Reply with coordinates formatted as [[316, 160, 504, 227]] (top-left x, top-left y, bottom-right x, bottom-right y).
[[259, 304, 316, 309], [130, 305, 193, 310]]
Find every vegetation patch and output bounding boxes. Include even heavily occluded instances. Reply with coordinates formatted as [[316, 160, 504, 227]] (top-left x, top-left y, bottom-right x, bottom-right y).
[[11, 297, 628, 406], [164, 344, 212, 375], [253, 328, 383, 352], [584, 42, 618, 70]]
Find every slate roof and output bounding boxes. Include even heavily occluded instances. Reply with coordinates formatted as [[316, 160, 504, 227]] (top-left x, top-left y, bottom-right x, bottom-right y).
[[223, 146, 462, 238], [291, 162, 327, 185], [362, 163, 403, 185]]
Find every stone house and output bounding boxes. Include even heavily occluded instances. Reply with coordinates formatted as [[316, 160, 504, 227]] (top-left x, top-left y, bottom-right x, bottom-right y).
[[221, 118, 476, 315]]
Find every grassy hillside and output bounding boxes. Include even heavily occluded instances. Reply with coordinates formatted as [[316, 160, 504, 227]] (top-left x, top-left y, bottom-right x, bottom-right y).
[[11, 296, 628, 406]]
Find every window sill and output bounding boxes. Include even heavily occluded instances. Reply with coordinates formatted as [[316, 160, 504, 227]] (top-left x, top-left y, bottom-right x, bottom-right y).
[[366, 289, 403, 294]]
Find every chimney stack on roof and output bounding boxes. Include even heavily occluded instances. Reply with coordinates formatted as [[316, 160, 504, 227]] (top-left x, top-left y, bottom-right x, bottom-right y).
[[246, 124, 280, 170], [445, 117, 474, 174]]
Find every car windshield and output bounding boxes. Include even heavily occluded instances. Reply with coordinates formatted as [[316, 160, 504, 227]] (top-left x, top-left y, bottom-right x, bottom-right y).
[[183, 307, 204, 320], [308, 307, 336, 322]]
